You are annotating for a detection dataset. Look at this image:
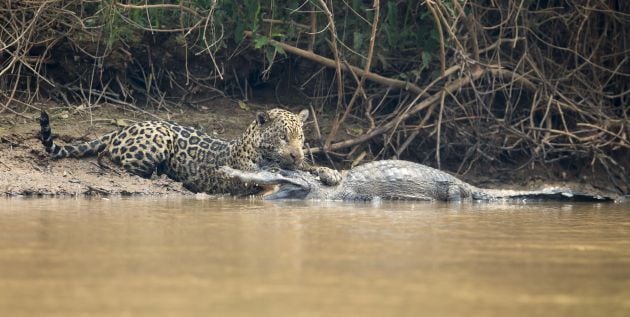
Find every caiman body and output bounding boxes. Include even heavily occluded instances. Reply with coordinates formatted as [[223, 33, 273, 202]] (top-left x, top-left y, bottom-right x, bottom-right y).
[[223, 160, 613, 202]]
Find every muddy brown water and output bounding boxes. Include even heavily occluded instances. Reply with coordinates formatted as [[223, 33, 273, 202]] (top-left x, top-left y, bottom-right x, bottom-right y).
[[0, 198, 629, 317]]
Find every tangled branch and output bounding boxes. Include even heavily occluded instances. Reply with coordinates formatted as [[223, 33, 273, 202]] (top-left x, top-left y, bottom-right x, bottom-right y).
[[0, 0, 627, 192]]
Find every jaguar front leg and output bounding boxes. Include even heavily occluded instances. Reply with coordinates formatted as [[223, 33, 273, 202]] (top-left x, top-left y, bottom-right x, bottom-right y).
[[301, 163, 342, 186]]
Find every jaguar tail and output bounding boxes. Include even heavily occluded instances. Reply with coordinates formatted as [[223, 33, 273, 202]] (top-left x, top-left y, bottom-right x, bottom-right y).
[[39, 111, 112, 158]]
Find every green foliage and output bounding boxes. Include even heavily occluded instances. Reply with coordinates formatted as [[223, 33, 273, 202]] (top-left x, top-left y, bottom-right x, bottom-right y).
[[67, 0, 449, 82], [219, 0, 262, 43]]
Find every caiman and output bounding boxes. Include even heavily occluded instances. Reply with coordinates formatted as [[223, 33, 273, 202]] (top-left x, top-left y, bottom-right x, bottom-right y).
[[222, 160, 615, 202]]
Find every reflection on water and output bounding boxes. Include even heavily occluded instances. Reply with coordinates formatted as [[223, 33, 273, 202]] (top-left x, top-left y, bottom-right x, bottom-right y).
[[0, 198, 629, 316]]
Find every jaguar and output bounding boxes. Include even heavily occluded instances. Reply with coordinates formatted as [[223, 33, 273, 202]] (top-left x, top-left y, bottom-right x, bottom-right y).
[[39, 108, 341, 195]]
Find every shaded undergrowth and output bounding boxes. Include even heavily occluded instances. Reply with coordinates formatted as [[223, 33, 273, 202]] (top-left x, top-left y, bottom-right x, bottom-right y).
[[0, 0, 628, 193]]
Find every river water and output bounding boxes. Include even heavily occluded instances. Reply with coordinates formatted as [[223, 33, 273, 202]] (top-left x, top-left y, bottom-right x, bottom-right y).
[[0, 198, 628, 316]]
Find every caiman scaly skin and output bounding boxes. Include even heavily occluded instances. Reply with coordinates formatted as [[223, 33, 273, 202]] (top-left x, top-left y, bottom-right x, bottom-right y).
[[223, 160, 614, 202]]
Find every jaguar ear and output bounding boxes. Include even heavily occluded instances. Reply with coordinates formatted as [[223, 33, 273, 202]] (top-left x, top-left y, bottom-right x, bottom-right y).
[[256, 111, 269, 125], [298, 109, 309, 123]]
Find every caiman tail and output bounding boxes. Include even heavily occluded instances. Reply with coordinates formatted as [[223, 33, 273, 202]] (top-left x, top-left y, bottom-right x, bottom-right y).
[[468, 187, 577, 201], [39, 111, 113, 158]]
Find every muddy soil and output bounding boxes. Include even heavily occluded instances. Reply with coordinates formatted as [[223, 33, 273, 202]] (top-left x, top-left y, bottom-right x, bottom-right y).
[[0, 99, 258, 197], [0, 133, 189, 196], [0, 99, 624, 200]]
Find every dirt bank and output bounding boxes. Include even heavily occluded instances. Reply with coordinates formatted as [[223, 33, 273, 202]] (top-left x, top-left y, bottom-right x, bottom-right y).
[[0, 134, 188, 196], [0, 100, 624, 200], [0, 100, 256, 197]]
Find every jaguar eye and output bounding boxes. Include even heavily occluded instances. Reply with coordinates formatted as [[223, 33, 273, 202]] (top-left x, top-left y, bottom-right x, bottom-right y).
[[280, 135, 288, 141]]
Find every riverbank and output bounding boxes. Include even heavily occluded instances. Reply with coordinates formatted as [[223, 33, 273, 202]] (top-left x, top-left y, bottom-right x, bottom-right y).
[[0, 100, 253, 197], [0, 100, 624, 199]]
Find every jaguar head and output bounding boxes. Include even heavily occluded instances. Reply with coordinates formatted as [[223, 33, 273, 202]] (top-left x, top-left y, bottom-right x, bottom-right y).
[[255, 108, 309, 169]]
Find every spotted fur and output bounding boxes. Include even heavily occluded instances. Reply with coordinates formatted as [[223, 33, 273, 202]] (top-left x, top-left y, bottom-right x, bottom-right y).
[[39, 108, 333, 195]]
